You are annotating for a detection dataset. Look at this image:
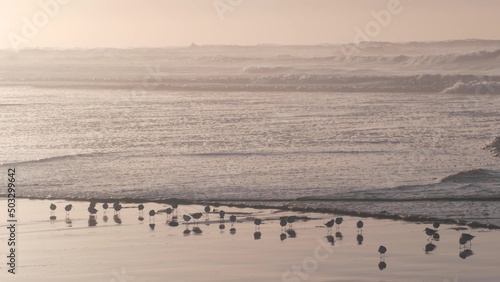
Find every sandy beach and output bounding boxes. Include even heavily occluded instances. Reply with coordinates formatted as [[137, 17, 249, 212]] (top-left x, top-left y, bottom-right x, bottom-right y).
[[0, 199, 498, 282]]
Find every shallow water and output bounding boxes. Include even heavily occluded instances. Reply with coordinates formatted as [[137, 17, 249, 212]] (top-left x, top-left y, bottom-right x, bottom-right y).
[[1, 87, 499, 225]]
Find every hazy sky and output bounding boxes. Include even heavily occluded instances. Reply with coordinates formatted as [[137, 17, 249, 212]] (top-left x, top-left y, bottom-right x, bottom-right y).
[[1, 0, 499, 49]]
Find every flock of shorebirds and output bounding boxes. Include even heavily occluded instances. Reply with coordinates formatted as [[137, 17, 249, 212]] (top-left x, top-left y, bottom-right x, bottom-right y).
[[49, 201, 476, 269]]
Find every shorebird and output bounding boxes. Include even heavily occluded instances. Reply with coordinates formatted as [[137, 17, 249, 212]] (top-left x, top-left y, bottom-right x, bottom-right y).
[[378, 245, 387, 258], [287, 216, 296, 228], [113, 202, 122, 215], [102, 203, 109, 214], [219, 210, 226, 220], [280, 219, 287, 231], [138, 204, 144, 216], [335, 217, 343, 230], [229, 215, 236, 224], [460, 233, 475, 248], [64, 204, 73, 217], [172, 202, 179, 217], [432, 233, 440, 241], [88, 205, 98, 215], [424, 228, 437, 240], [204, 205, 211, 216], [183, 214, 192, 224], [149, 210, 156, 222], [433, 222, 440, 229], [192, 212, 203, 224], [254, 218, 262, 230], [356, 220, 364, 232], [165, 207, 173, 222], [325, 219, 334, 232]]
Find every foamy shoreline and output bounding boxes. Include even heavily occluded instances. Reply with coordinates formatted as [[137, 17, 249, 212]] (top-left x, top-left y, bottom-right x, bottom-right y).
[[0, 199, 499, 282]]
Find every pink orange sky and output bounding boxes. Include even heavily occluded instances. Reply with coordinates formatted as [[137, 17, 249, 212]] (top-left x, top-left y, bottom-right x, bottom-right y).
[[1, 0, 499, 49]]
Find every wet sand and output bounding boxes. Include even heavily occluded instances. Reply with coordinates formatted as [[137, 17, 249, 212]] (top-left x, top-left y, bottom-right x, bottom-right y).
[[0, 199, 498, 282]]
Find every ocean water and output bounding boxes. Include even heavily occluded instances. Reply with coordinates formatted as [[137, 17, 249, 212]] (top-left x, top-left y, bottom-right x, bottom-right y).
[[1, 40, 499, 226]]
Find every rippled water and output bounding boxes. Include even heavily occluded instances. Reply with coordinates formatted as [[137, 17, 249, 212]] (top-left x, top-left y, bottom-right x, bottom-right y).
[[1, 87, 499, 225]]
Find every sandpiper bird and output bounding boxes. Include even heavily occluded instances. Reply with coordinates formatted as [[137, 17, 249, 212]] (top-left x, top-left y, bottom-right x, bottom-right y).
[[335, 217, 343, 230], [229, 215, 236, 224], [219, 210, 226, 220], [204, 205, 211, 214], [88, 205, 98, 215], [254, 218, 262, 230], [183, 214, 192, 224], [138, 204, 144, 215], [433, 222, 440, 229], [357, 220, 364, 231], [165, 207, 173, 222], [113, 202, 122, 215], [287, 216, 296, 228], [325, 219, 334, 231], [280, 219, 287, 231], [424, 228, 437, 238], [102, 203, 109, 214], [192, 212, 203, 224], [378, 245, 387, 258], [149, 210, 156, 222], [172, 202, 179, 216], [64, 204, 73, 217], [460, 233, 475, 248]]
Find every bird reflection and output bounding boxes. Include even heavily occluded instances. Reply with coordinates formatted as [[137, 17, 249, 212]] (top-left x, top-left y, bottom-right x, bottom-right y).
[[113, 214, 122, 224], [459, 249, 474, 259], [325, 235, 334, 246], [286, 229, 297, 238], [254, 231, 262, 240], [425, 243, 436, 254], [378, 261, 387, 270], [103, 215, 108, 223], [219, 223, 226, 232], [88, 215, 97, 227], [193, 226, 203, 234], [335, 231, 343, 239], [280, 233, 287, 241], [65, 217, 72, 226], [149, 223, 155, 230], [356, 234, 364, 245]]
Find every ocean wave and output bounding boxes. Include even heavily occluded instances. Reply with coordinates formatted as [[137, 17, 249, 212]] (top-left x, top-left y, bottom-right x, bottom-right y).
[[483, 136, 500, 157], [0, 152, 115, 166], [440, 169, 500, 183], [3, 74, 500, 94]]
